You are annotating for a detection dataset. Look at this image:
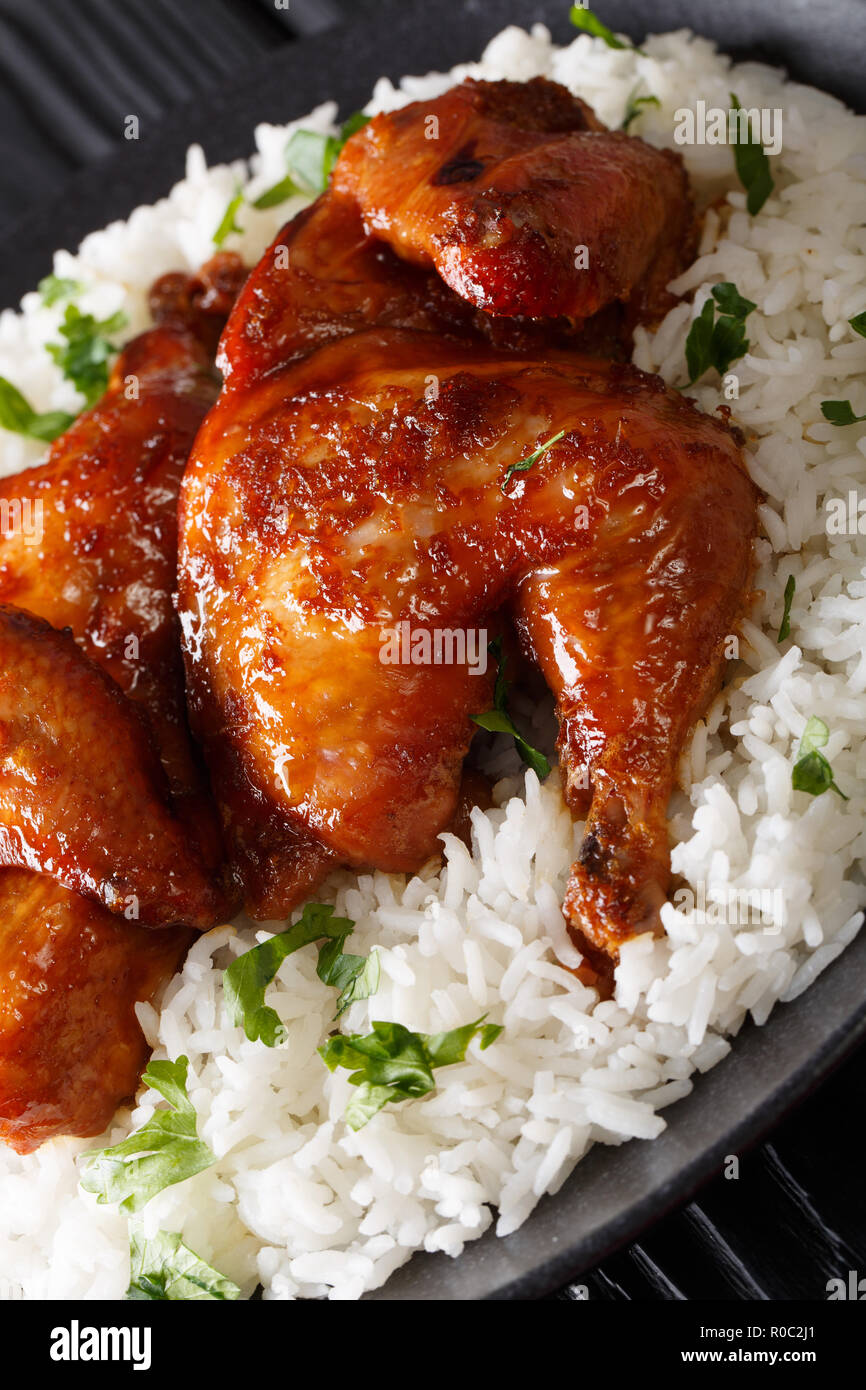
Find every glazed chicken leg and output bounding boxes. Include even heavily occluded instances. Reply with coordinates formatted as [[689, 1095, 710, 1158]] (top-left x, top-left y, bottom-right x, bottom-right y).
[[179, 88, 758, 967]]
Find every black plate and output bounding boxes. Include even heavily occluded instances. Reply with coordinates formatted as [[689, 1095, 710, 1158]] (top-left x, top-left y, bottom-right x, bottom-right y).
[[2, 0, 864, 1301]]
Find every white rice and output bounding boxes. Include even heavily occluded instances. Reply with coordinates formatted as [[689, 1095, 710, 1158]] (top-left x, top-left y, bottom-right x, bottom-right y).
[[0, 23, 864, 1301]]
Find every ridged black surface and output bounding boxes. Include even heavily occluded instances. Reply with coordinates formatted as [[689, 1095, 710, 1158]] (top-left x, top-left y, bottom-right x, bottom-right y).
[[0, 0, 308, 236], [563, 1046, 866, 1300], [1, 0, 863, 1302]]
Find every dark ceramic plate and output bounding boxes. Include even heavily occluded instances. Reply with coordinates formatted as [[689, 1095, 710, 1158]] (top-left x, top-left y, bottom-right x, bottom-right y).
[[2, 0, 864, 1301]]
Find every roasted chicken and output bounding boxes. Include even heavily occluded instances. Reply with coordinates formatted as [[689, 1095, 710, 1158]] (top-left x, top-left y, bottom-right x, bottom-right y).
[[0, 75, 759, 1155], [179, 80, 758, 968], [332, 77, 693, 324], [0, 604, 225, 927], [0, 870, 190, 1153], [0, 257, 243, 857], [0, 255, 244, 1151]]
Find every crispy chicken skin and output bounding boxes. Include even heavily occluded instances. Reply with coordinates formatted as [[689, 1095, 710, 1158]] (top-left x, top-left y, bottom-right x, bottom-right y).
[[218, 193, 480, 385], [0, 256, 245, 1151], [219, 192, 626, 390], [0, 870, 191, 1154], [0, 312, 238, 924], [179, 174, 758, 957], [0, 261, 245, 857], [0, 605, 225, 927], [332, 77, 694, 324]]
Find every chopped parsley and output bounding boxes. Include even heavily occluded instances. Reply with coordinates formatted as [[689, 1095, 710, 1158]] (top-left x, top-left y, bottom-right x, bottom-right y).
[[729, 92, 774, 215], [224, 901, 379, 1046], [252, 174, 300, 210], [318, 929, 381, 1020], [472, 636, 551, 781], [79, 1056, 213, 1213], [791, 716, 849, 800], [820, 400, 866, 427], [126, 1224, 240, 1301], [501, 428, 567, 493], [38, 274, 82, 307], [710, 283, 757, 320], [849, 312, 866, 339], [47, 305, 127, 406], [319, 1016, 503, 1130], [285, 128, 340, 193], [569, 6, 646, 55], [0, 375, 74, 442], [621, 90, 660, 132], [287, 115, 369, 192], [777, 574, 795, 643], [253, 111, 371, 209], [213, 189, 244, 248], [684, 282, 756, 385]]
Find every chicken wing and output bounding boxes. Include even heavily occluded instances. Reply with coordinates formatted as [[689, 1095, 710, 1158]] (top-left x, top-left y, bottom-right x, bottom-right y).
[[0, 256, 245, 862], [0, 869, 191, 1154], [332, 77, 693, 324], [0, 257, 244, 1150], [0, 604, 224, 927]]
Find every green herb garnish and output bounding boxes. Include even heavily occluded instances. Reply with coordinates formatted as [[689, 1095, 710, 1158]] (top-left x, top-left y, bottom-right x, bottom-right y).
[[569, 6, 646, 54], [317, 932, 381, 1020], [252, 174, 300, 210], [126, 1224, 240, 1301], [621, 90, 660, 131], [501, 428, 567, 493], [319, 1016, 503, 1130], [820, 400, 866, 427], [224, 902, 379, 1045], [472, 636, 551, 781], [79, 1056, 213, 1213], [848, 312, 866, 339], [791, 716, 849, 800], [684, 282, 756, 385], [0, 376, 74, 442], [213, 189, 244, 247], [254, 111, 371, 208], [710, 283, 757, 319], [38, 274, 82, 307], [730, 92, 774, 215], [286, 129, 341, 194], [46, 305, 127, 406], [777, 574, 795, 643]]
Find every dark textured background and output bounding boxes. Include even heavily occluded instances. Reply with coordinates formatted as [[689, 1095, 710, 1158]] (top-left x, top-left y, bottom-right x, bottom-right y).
[[2, 0, 864, 1301]]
